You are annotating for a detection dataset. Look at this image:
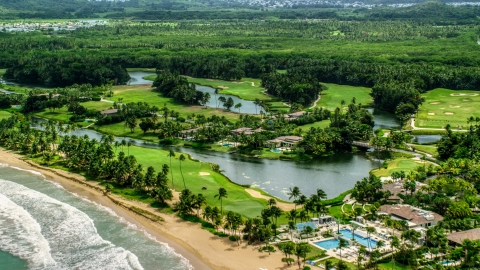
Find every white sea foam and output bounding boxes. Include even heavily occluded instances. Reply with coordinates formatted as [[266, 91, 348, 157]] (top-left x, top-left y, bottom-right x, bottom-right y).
[[0, 179, 144, 270], [71, 192, 194, 270], [0, 193, 56, 269], [9, 166, 46, 177]]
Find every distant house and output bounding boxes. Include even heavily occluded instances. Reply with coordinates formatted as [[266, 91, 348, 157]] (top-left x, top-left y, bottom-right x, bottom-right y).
[[37, 93, 61, 99], [100, 109, 119, 116], [379, 204, 443, 228], [447, 228, 480, 246], [380, 181, 427, 203], [179, 127, 201, 139], [231, 127, 263, 136], [266, 136, 303, 148], [286, 111, 306, 119]]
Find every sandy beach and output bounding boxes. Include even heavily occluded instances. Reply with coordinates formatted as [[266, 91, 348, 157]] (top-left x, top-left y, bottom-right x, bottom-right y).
[[0, 148, 295, 270]]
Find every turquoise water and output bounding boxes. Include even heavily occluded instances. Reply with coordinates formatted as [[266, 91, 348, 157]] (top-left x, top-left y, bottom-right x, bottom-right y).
[[339, 229, 377, 248], [0, 164, 192, 270], [271, 149, 281, 153], [314, 239, 342, 250], [296, 222, 316, 231]]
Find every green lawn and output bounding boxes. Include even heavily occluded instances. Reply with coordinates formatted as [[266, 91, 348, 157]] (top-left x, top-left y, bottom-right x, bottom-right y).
[[412, 144, 438, 156], [378, 261, 409, 270], [298, 120, 331, 131], [186, 77, 271, 101], [316, 83, 373, 111], [316, 258, 356, 269], [416, 88, 480, 129], [371, 158, 424, 177], [0, 110, 12, 119], [111, 85, 240, 122], [125, 145, 267, 218], [0, 69, 6, 77]]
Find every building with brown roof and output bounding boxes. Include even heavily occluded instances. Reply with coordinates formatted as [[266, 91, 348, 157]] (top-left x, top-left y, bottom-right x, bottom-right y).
[[231, 127, 263, 136], [100, 108, 119, 116], [379, 204, 443, 228], [381, 181, 427, 203], [265, 135, 303, 148], [447, 228, 480, 245]]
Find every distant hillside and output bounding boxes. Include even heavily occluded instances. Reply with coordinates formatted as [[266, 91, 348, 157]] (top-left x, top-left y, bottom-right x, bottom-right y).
[[365, 1, 480, 22], [0, 0, 139, 19]]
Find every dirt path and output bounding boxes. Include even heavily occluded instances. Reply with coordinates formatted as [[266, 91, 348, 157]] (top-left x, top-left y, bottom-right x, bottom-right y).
[[245, 188, 295, 211]]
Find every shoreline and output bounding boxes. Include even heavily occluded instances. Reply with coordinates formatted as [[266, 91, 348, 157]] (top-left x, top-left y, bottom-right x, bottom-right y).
[[0, 148, 293, 270]]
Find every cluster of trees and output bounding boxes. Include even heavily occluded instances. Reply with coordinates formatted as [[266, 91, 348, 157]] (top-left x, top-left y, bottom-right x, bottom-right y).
[[4, 55, 130, 87], [261, 72, 323, 107], [437, 119, 480, 160], [152, 72, 205, 105]]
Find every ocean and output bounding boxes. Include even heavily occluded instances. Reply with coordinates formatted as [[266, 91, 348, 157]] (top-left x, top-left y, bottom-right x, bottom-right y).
[[0, 163, 192, 270]]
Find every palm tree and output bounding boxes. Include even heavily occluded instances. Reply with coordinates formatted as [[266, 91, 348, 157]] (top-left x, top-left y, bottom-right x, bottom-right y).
[[376, 240, 385, 252], [179, 154, 186, 189], [390, 236, 400, 270], [317, 188, 327, 200], [162, 164, 169, 176], [366, 226, 376, 250], [288, 186, 301, 209], [167, 150, 175, 188], [214, 187, 228, 214], [286, 209, 298, 224], [351, 223, 360, 240], [234, 102, 242, 113], [338, 238, 348, 261]]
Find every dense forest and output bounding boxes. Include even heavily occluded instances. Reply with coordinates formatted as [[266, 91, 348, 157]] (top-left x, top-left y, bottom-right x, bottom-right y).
[[1, 2, 480, 119]]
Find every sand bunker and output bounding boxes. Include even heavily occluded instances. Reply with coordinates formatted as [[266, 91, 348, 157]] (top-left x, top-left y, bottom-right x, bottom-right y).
[[445, 112, 454, 115], [430, 102, 440, 104], [217, 85, 229, 89], [451, 106, 460, 108], [199, 172, 210, 176], [450, 93, 479, 96], [428, 113, 435, 115]]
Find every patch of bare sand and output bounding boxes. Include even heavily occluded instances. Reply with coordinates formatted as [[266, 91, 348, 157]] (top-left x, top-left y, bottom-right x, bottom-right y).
[[445, 112, 454, 115], [428, 113, 435, 115], [217, 85, 229, 89], [199, 172, 210, 176], [245, 188, 295, 211], [430, 102, 440, 104]]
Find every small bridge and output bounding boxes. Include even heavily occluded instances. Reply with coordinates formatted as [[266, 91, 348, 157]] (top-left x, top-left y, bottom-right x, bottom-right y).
[[351, 141, 376, 150]]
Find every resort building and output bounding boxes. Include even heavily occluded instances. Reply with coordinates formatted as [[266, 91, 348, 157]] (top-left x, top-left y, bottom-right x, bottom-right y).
[[379, 204, 443, 228], [285, 111, 306, 119], [231, 127, 262, 136], [179, 127, 202, 139], [447, 228, 480, 246], [100, 108, 119, 116], [381, 180, 427, 203], [265, 136, 303, 148]]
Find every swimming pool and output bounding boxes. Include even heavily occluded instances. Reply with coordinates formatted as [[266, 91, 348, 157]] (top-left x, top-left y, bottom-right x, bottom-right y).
[[296, 222, 316, 231], [339, 229, 377, 248], [223, 143, 233, 147], [271, 149, 282, 153], [314, 239, 344, 250]]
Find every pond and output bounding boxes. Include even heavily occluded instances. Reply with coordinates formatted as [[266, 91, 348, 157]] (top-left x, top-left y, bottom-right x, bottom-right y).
[[367, 108, 400, 130], [412, 135, 442, 144], [127, 71, 155, 85], [127, 71, 259, 114], [32, 118, 380, 201]]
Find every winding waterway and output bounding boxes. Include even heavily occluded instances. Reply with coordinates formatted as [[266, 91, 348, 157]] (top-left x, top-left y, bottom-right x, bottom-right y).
[[32, 118, 380, 200]]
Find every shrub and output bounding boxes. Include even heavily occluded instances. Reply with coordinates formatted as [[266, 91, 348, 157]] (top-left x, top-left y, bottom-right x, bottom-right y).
[[91, 96, 101, 101], [229, 235, 239, 241]]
